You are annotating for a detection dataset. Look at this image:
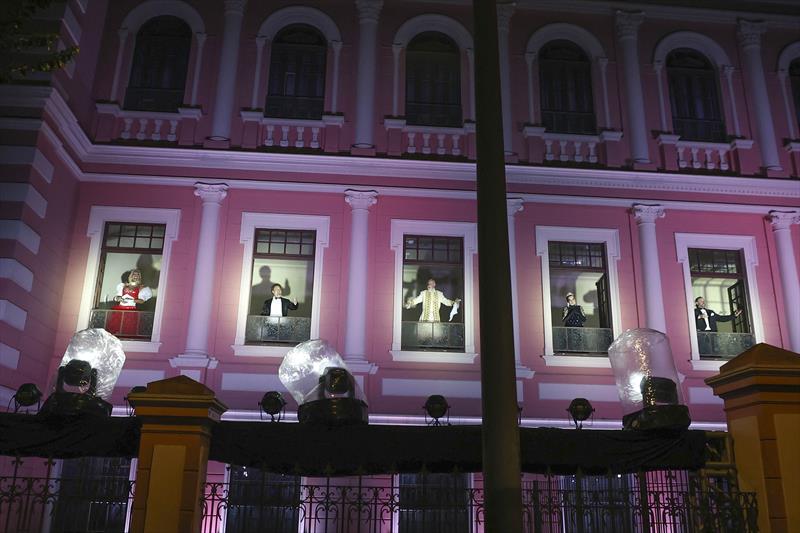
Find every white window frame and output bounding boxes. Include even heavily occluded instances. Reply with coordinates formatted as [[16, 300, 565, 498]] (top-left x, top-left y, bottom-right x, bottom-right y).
[[675, 233, 764, 372], [535, 226, 622, 368], [389, 219, 477, 364], [231, 212, 330, 357], [77, 206, 181, 353]]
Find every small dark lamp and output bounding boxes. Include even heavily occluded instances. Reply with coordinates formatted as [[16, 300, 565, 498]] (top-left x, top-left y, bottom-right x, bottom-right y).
[[424, 395, 450, 426], [567, 398, 594, 429], [259, 391, 287, 422], [12, 383, 43, 413], [641, 376, 679, 407], [323, 367, 354, 397]]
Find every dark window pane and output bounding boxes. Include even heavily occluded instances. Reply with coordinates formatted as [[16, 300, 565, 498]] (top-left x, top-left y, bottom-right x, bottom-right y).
[[265, 24, 326, 120], [406, 32, 462, 127], [539, 40, 596, 134], [667, 49, 726, 142]]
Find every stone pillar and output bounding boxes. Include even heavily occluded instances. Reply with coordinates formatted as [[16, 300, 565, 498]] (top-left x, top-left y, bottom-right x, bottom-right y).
[[352, 0, 383, 151], [342, 190, 378, 373], [632, 204, 667, 333], [738, 21, 782, 172], [508, 199, 533, 378], [128, 376, 227, 533], [615, 11, 650, 164], [497, 2, 515, 155], [208, 0, 247, 143], [705, 344, 800, 533], [171, 183, 228, 373], [768, 210, 800, 352]]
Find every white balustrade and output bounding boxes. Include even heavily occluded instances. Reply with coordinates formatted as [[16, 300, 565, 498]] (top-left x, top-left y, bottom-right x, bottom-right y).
[[96, 103, 189, 144], [385, 120, 473, 157], [526, 128, 606, 164], [658, 134, 754, 172], [241, 113, 343, 151]]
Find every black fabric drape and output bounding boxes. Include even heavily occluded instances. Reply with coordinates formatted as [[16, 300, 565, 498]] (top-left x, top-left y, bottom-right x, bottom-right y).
[[0, 414, 707, 475]]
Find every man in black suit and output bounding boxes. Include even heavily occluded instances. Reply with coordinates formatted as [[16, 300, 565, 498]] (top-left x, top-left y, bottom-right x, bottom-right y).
[[694, 296, 741, 332], [262, 283, 298, 317]]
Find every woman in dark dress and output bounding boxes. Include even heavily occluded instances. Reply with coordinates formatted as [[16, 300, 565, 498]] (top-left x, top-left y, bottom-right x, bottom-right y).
[[562, 292, 587, 327]]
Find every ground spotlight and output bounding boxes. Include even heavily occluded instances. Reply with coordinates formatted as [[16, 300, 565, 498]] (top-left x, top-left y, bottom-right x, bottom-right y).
[[424, 395, 450, 426], [10, 383, 42, 413], [259, 391, 287, 422], [567, 398, 594, 429]]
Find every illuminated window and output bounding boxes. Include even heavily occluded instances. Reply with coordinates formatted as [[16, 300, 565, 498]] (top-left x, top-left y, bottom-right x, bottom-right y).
[[265, 24, 327, 120], [539, 40, 596, 135], [401, 235, 465, 352], [124, 16, 191, 113], [245, 229, 316, 345], [89, 222, 165, 340], [406, 32, 462, 128]]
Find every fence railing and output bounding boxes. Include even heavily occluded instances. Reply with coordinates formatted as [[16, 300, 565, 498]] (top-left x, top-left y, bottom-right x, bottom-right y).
[[401, 321, 465, 352], [88, 309, 155, 340], [201, 469, 758, 533], [553, 326, 614, 354], [245, 315, 312, 344], [697, 331, 756, 359]]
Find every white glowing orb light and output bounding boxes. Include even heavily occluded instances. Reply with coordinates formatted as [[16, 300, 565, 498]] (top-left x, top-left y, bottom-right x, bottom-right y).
[[279, 339, 365, 404], [607, 329, 684, 415], [58, 328, 126, 399]]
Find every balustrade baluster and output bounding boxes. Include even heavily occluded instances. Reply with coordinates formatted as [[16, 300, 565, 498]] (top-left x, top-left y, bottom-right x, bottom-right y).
[[121, 118, 133, 140], [151, 119, 163, 141], [311, 127, 320, 148], [265, 125, 275, 146], [295, 126, 305, 148], [280, 125, 290, 147], [407, 132, 416, 154], [136, 118, 148, 141], [422, 132, 432, 154], [168, 120, 178, 142]]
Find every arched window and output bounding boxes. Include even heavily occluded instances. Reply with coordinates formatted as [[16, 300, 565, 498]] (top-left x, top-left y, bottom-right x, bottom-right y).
[[667, 49, 726, 142], [539, 40, 596, 135], [124, 16, 192, 113], [791, 58, 800, 133], [265, 24, 327, 120], [405, 32, 462, 128]]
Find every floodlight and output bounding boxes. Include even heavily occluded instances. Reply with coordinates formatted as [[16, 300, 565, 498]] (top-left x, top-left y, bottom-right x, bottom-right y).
[[40, 329, 126, 417], [566, 398, 594, 429], [259, 391, 287, 422], [424, 395, 450, 426], [10, 383, 42, 413]]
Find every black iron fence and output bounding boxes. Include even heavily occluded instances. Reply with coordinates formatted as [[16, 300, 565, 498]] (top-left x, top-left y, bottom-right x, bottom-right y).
[[202, 469, 757, 533], [401, 321, 465, 352], [245, 315, 312, 344], [88, 309, 155, 340], [553, 326, 614, 355], [697, 332, 755, 359]]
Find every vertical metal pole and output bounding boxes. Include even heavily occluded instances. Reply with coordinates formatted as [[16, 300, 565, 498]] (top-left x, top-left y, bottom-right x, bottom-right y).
[[472, 1, 524, 532]]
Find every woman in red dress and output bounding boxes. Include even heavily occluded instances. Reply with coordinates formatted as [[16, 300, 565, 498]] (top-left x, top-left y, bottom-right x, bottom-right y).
[[106, 269, 153, 337]]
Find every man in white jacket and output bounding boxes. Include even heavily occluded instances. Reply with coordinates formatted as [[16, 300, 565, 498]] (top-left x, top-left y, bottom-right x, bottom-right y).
[[405, 278, 461, 322]]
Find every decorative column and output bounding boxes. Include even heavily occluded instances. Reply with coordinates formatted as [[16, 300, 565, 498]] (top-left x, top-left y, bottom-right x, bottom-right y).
[[128, 376, 227, 533], [633, 204, 667, 333], [769, 210, 800, 352], [330, 40, 343, 114], [189, 32, 207, 106], [508, 199, 533, 378], [171, 183, 228, 373], [352, 0, 383, 150], [208, 0, 247, 142], [722, 66, 742, 138], [738, 21, 782, 172], [497, 2, 516, 155], [615, 11, 650, 164], [343, 190, 378, 373], [706, 344, 800, 533], [249, 36, 268, 109]]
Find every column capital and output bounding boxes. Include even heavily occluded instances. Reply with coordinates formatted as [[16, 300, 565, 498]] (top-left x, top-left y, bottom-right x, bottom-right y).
[[223, 0, 247, 16], [330, 39, 343, 53], [615, 11, 644, 41], [496, 2, 516, 33], [254, 35, 268, 48], [737, 20, 766, 50], [768, 210, 800, 230], [355, 0, 383, 24], [507, 198, 524, 216], [632, 204, 665, 224], [194, 183, 228, 204], [345, 189, 378, 210]]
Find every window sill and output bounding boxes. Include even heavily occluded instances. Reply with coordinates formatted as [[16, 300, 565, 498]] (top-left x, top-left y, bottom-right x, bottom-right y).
[[231, 344, 292, 358], [120, 340, 161, 353], [390, 350, 478, 364], [542, 354, 611, 368], [690, 359, 726, 372]]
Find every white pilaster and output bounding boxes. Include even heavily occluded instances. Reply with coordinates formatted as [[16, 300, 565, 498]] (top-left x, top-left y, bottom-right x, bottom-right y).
[[467, 48, 476, 121], [343, 190, 378, 374], [525, 52, 536, 124], [391, 44, 402, 116], [768, 210, 800, 352], [497, 2, 515, 154], [171, 183, 228, 370], [353, 0, 383, 148], [615, 11, 650, 164], [737, 21, 781, 171], [722, 65, 742, 138], [209, 0, 247, 140], [330, 40, 343, 114], [507, 199, 534, 379], [250, 36, 268, 109], [778, 70, 798, 140], [190, 32, 207, 106], [597, 57, 611, 129], [110, 28, 129, 102], [654, 60, 668, 132], [633, 204, 667, 333]]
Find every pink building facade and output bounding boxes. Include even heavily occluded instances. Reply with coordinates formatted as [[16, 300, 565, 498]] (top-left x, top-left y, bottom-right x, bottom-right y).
[[1, 0, 799, 429]]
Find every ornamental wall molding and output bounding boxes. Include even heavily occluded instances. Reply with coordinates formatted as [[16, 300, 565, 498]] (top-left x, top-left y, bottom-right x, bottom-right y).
[[393, 14, 473, 50], [653, 31, 732, 70], [257, 5, 342, 43], [3, 85, 800, 202]]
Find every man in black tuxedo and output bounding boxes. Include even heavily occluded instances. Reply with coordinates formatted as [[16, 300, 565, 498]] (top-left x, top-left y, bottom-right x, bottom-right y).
[[261, 283, 298, 317], [694, 296, 741, 332]]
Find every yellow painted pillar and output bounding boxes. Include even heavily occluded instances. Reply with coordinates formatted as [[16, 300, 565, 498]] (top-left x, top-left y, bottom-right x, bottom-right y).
[[705, 343, 800, 533], [127, 376, 227, 533]]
